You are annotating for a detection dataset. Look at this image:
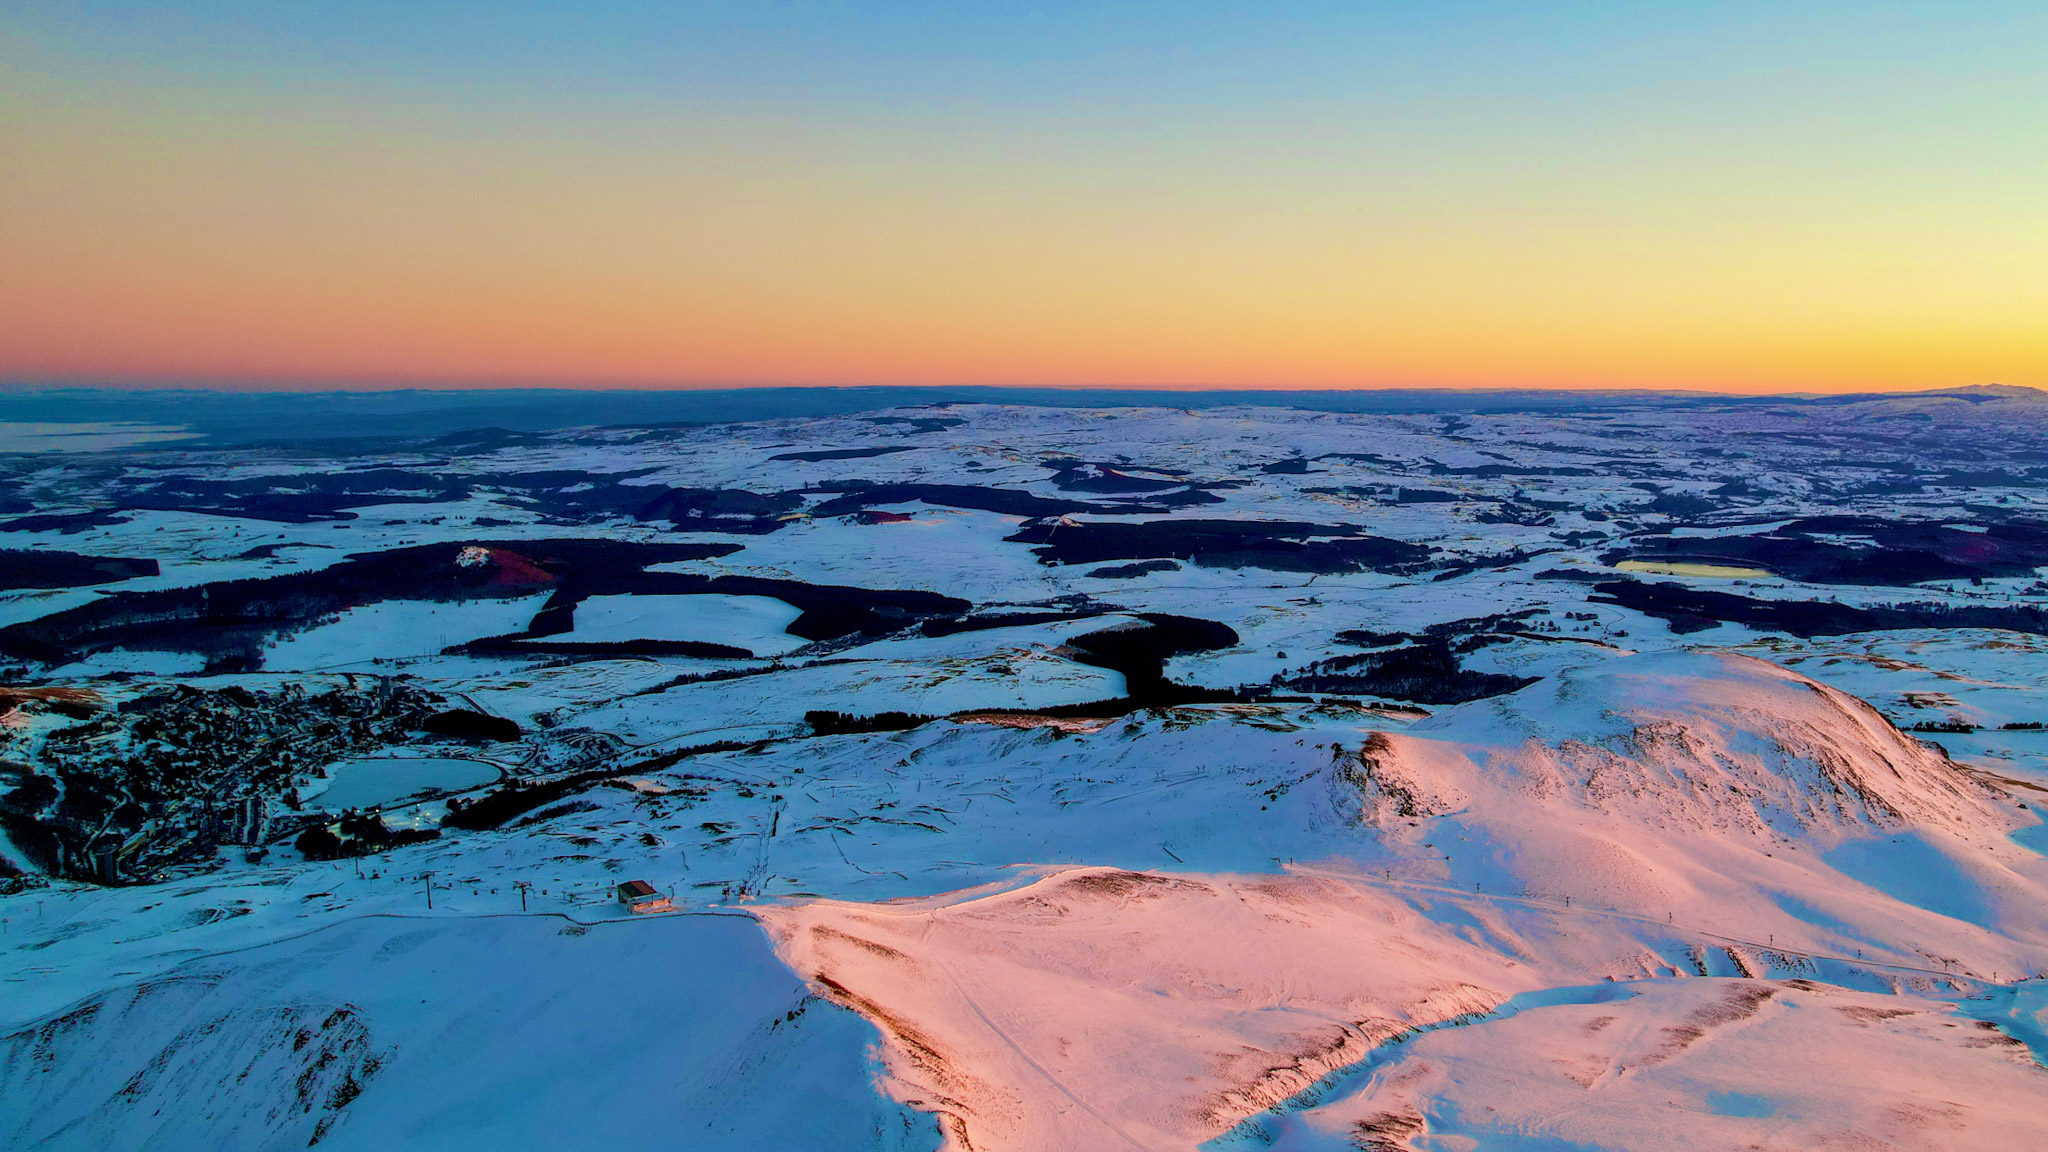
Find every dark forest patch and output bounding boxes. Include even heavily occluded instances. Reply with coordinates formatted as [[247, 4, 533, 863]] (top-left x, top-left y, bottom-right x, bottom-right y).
[[1062, 614, 1240, 704], [1085, 560, 1181, 579], [1044, 458, 1188, 494], [768, 447, 917, 462], [460, 637, 758, 660], [806, 480, 1222, 519], [807, 482, 1115, 519], [453, 571, 972, 660], [1426, 463, 1599, 478], [0, 538, 744, 670], [918, 611, 1102, 638], [420, 709, 521, 742], [1429, 548, 1560, 581], [626, 487, 800, 530], [1132, 486, 1228, 509], [806, 710, 938, 736], [1593, 580, 2048, 637], [1533, 568, 1609, 583], [1300, 485, 1463, 505], [1398, 487, 1461, 504], [488, 475, 800, 533], [17, 466, 805, 533], [0, 550, 160, 590], [1636, 489, 1720, 517], [109, 469, 471, 523], [1284, 613, 1546, 703], [0, 509, 136, 534], [441, 769, 616, 832], [863, 415, 967, 434], [1007, 519, 1432, 574], [1335, 628, 1408, 647], [233, 542, 335, 560], [1315, 451, 1401, 468], [1606, 517, 2048, 585], [1472, 504, 1555, 527], [1275, 640, 1536, 704]]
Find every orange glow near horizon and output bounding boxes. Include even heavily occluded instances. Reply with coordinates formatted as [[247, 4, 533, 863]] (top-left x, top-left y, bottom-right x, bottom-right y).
[[6, 9, 2045, 396]]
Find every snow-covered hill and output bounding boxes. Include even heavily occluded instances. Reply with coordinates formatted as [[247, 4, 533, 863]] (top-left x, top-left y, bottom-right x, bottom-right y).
[[756, 652, 2048, 1150], [6, 394, 2048, 1149]]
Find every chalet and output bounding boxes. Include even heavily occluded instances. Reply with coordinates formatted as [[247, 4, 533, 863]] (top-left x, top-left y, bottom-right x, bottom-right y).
[[616, 879, 673, 914]]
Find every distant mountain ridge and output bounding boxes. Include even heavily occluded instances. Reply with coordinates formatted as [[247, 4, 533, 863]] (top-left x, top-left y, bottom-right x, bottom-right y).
[[1, 383, 2039, 447]]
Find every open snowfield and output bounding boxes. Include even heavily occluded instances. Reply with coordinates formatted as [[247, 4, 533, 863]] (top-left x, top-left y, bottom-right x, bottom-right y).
[[538, 593, 808, 655], [264, 596, 553, 672], [6, 390, 2048, 1148]]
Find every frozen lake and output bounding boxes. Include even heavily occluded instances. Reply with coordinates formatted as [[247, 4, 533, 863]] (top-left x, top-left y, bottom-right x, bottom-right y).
[[311, 756, 503, 810]]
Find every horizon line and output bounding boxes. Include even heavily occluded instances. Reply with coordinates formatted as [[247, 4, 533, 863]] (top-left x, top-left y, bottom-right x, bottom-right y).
[[0, 380, 2029, 399]]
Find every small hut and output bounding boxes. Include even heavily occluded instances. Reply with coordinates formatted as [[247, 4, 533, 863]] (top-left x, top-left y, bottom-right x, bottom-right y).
[[616, 880, 673, 914]]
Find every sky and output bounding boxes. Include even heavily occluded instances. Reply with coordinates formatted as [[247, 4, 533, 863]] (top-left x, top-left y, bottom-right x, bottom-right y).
[[2, 2, 2044, 393]]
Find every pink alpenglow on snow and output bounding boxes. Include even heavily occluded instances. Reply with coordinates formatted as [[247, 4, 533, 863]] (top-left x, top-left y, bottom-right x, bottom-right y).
[[763, 652, 2048, 1151], [1283, 978, 2048, 1151], [762, 867, 1529, 1149]]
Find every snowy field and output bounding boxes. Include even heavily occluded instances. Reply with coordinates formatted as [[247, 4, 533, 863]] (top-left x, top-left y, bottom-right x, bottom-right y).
[[541, 593, 807, 655], [263, 595, 553, 672], [6, 390, 2048, 1149]]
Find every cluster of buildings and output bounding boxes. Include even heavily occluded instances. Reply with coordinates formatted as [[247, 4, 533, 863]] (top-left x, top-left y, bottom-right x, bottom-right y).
[[1, 678, 453, 884]]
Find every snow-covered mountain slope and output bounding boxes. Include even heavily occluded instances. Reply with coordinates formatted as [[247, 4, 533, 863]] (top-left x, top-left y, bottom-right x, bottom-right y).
[[1358, 651, 2048, 976], [8, 395, 2048, 1149], [763, 867, 1528, 1151], [1251, 977, 2048, 1152], [756, 653, 2048, 1151], [2, 914, 938, 1152], [6, 650, 2046, 1150], [1413, 650, 2012, 839]]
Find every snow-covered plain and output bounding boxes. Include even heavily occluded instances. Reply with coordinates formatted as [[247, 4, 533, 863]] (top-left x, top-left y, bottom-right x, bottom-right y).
[[263, 595, 552, 672], [538, 593, 807, 655], [6, 391, 2048, 1149]]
